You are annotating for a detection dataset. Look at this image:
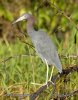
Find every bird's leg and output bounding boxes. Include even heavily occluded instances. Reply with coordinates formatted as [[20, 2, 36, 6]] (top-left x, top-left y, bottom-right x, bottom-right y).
[[49, 66, 54, 82], [31, 59, 49, 86], [45, 59, 49, 84]]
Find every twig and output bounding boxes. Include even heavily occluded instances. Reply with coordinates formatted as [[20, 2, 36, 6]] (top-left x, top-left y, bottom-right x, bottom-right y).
[[30, 81, 55, 100], [0, 54, 36, 63], [1, 65, 78, 99], [29, 65, 78, 100], [48, 1, 78, 30], [59, 54, 78, 59], [54, 90, 78, 99], [35, 0, 78, 31], [0, 54, 77, 64]]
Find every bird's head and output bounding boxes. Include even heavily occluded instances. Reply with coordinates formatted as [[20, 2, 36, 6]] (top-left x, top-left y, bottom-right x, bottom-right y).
[[12, 13, 34, 24]]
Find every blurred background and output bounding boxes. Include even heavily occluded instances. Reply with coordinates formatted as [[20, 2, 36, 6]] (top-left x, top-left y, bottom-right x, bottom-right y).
[[0, 0, 78, 99]]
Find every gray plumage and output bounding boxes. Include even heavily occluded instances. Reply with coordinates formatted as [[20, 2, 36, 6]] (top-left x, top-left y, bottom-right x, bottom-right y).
[[13, 13, 62, 73]]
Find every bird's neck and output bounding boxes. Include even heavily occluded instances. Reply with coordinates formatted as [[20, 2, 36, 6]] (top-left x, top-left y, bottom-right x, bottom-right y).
[[27, 18, 35, 37]]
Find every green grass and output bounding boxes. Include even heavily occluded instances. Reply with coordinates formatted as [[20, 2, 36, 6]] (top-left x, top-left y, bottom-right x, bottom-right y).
[[0, 37, 78, 100]]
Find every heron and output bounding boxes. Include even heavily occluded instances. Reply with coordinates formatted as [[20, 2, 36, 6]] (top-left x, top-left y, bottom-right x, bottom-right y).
[[13, 13, 62, 84]]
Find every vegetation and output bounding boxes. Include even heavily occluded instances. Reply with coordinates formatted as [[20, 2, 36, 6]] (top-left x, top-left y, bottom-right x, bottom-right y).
[[0, 0, 78, 99]]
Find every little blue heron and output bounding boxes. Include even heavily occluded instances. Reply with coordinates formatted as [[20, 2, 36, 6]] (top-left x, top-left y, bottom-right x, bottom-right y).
[[13, 13, 62, 84]]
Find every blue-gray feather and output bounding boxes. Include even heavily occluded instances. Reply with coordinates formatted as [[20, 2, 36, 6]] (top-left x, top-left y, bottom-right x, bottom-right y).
[[31, 30, 62, 73]]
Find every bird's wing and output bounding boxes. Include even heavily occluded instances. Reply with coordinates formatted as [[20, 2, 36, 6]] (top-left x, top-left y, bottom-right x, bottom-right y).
[[34, 30, 62, 73]]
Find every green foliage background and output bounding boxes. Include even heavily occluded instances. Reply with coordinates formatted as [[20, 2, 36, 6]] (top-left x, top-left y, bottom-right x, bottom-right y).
[[0, 0, 78, 99]]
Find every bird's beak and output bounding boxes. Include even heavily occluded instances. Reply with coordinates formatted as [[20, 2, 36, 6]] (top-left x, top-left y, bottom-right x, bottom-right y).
[[12, 13, 30, 24]]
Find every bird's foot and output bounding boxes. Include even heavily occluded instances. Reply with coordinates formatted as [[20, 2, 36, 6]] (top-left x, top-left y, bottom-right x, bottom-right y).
[[48, 79, 55, 85], [31, 82, 42, 86], [31, 82, 49, 88]]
